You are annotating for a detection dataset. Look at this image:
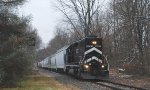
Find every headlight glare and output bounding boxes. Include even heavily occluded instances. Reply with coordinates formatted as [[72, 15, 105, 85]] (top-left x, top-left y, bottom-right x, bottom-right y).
[[84, 65, 89, 69], [92, 41, 97, 45], [101, 65, 105, 68]]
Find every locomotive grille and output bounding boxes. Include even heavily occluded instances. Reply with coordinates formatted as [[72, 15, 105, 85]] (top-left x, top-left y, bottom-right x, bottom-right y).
[[90, 62, 100, 75]]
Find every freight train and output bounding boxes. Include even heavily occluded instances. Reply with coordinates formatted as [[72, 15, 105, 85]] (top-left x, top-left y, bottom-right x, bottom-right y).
[[38, 36, 109, 79]]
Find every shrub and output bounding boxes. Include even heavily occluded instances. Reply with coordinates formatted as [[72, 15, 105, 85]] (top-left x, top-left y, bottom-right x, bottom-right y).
[[0, 49, 33, 86]]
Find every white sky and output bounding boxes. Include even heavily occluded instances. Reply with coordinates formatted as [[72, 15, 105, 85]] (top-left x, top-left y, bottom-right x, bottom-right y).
[[20, 0, 63, 46], [20, 0, 110, 47]]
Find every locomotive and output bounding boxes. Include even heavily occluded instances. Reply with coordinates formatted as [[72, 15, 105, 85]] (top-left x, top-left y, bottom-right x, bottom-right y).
[[38, 36, 109, 79]]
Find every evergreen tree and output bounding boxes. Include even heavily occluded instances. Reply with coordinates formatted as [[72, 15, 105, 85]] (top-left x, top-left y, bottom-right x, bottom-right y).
[[0, 0, 41, 86]]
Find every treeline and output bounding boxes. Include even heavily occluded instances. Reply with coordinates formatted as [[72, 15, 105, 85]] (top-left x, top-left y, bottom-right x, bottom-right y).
[[105, 0, 150, 75], [38, 0, 150, 76], [0, 0, 41, 86]]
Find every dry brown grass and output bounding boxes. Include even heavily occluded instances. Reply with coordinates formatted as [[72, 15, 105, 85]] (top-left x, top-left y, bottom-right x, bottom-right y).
[[0, 71, 80, 90]]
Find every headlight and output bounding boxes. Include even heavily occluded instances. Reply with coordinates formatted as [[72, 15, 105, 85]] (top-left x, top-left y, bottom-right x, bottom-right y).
[[101, 65, 105, 68], [84, 65, 89, 69], [92, 41, 97, 45]]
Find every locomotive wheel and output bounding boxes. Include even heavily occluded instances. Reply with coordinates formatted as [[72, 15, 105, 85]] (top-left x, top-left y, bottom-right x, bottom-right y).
[[74, 68, 78, 74], [65, 67, 69, 74], [77, 69, 82, 79]]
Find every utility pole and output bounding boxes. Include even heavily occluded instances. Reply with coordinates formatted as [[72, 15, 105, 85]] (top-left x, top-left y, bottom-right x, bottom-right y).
[[136, 16, 150, 64], [86, 0, 90, 37], [113, 0, 118, 65], [136, 17, 143, 63]]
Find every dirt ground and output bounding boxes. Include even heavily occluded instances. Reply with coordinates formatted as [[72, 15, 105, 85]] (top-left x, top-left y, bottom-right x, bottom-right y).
[[109, 68, 150, 89]]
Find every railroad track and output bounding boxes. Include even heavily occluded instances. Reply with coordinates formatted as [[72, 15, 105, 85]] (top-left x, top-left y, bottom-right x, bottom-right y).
[[95, 79, 147, 90], [40, 69, 148, 90]]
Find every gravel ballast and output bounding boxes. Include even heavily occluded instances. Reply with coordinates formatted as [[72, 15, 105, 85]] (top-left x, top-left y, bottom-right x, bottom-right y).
[[39, 69, 112, 90]]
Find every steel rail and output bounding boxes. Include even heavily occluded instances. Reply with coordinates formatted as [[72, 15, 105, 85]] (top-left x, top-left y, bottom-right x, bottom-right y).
[[95, 79, 147, 90]]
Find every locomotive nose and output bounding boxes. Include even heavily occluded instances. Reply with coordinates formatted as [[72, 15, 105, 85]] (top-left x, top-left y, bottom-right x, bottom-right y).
[[89, 61, 101, 76]]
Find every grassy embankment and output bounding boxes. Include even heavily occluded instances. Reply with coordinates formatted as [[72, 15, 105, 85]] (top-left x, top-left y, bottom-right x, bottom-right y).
[[0, 71, 79, 90]]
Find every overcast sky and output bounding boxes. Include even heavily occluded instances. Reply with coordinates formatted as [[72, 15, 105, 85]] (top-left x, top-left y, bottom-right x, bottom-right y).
[[20, 0, 63, 46], [20, 0, 109, 47]]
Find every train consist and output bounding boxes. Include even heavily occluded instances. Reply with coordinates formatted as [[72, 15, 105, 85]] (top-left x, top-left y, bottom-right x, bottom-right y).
[[38, 36, 109, 79]]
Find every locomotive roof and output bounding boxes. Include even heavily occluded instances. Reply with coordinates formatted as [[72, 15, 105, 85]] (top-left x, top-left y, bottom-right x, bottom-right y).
[[50, 45, 70, 57], [56, 45, 70, 52], [40, 36, 102, 61], [71, 36, 102, 45]]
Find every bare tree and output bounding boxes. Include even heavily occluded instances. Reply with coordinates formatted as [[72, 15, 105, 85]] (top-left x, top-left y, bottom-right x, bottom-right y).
[[55, 0, 104, 37], [107, 0, 150, 74], [47, 27, 69, 54]]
